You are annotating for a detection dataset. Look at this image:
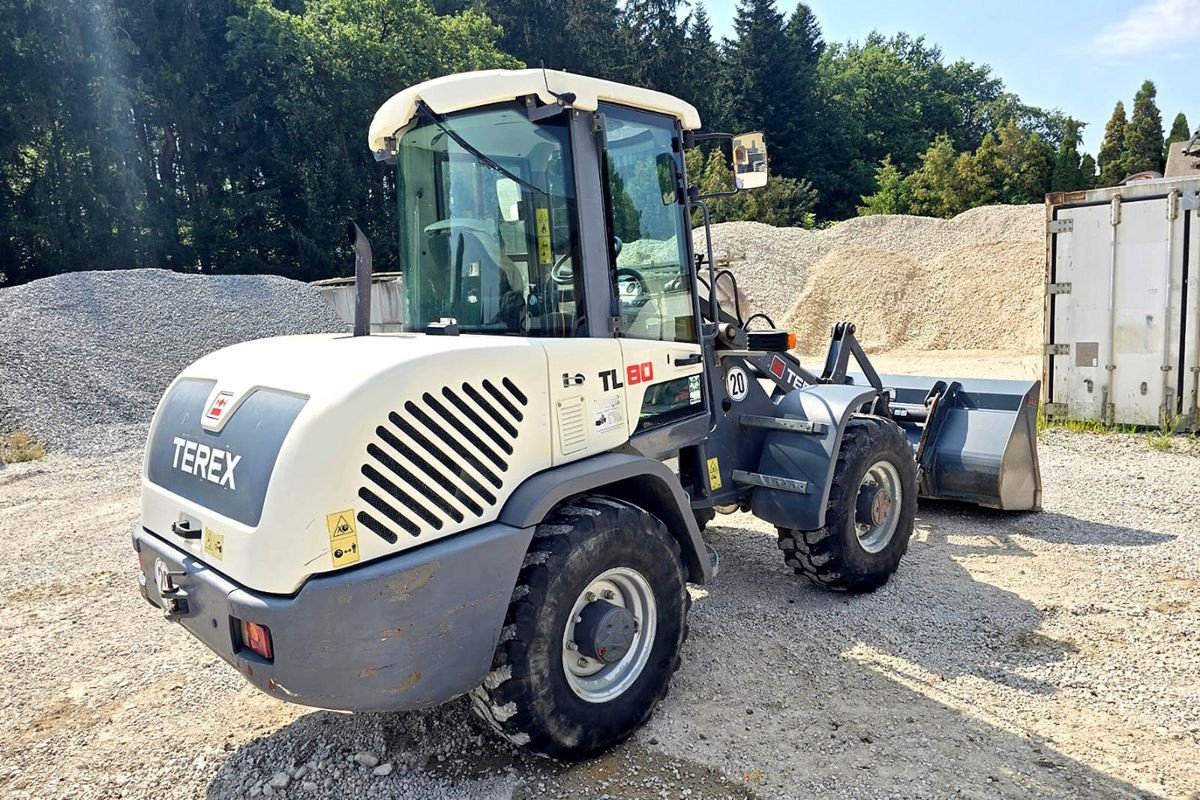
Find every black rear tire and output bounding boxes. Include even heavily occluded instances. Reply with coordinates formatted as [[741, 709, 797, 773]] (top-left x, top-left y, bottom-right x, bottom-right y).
[[470, 495, 689, 759], [777, 416, 917, 593]]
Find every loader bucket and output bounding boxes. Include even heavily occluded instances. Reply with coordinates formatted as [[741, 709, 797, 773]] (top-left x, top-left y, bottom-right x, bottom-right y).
[[879, 374, 1042, 511]]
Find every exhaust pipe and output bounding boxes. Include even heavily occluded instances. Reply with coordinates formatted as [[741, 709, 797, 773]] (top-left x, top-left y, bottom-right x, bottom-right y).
[[347, 220, 372, 337]]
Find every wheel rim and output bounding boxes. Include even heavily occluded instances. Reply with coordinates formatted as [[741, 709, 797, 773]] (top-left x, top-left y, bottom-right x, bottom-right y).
[[561, 567, 656, 704], [854, 459, 902, 554]]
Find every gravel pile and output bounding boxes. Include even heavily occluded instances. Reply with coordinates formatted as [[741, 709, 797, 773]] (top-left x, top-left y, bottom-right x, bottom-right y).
[[0, 269, 347, 457], [694, 204, 1044, 350], [782, 239, 1045, 354]]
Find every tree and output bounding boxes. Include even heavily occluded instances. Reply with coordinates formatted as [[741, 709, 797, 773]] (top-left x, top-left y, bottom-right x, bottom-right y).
[[725, 0, 791, 165], [1079, 153, 1096, 189], [775, 3, 824, 180], [858, 157, 909, 216], [906, 135, 963, 218], [1124, 80, 1165, 175], [1166, 112, 1191, 160], [1097, 100, 1128, 187], [623, 0, 691, 99], [1050, 118, 1087, 193], [681, 5, 728, 132], [814, 32, 1004, 218]]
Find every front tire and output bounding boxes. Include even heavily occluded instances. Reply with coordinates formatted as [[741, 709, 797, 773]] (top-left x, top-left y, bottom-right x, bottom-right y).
[[470, 496, 689, 759], [777, 416, 917, 593]]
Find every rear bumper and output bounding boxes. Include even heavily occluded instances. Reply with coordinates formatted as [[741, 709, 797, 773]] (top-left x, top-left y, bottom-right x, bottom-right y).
[[133, 522, 533, 712]]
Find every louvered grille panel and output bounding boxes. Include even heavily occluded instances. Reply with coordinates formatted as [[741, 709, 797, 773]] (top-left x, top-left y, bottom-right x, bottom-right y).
[[357, 377, 529, 542]]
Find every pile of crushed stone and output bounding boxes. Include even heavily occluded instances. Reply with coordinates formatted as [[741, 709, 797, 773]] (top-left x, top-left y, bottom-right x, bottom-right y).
[[782, 239, 1045, 354], [0, 269, 346, 457], [695, 204, 1044, 352]]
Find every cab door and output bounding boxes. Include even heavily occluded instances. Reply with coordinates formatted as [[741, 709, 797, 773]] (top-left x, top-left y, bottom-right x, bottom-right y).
[[600, 104, 706, 438]]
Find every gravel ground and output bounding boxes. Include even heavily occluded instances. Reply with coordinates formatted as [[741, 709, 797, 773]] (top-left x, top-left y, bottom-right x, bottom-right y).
[[0, 269, 346, 457], [2, 429, 1197, 800]]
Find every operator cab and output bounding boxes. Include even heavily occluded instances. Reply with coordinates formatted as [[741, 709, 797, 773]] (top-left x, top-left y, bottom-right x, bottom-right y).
[[378, 70, 711, 350], [370, 69, 770, 450]]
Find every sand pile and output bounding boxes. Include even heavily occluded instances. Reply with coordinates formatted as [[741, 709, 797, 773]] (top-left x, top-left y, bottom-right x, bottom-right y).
[[696, 204, 1044, 353], [782, 240, 1045, 354]]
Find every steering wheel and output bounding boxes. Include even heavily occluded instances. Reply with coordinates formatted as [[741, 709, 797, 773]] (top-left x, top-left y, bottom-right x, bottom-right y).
[[550, 236, 625, 286], [551, 252, 574, 285], [615, 267, 648, 305]]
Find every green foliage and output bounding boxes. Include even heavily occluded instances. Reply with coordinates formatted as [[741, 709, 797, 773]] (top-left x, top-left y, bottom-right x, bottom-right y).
[[1050, 118, 1090, 193], [1079, 153, 1097, 188], [1098, 101, 1128, 186], [682, 5, 728, 133], [1, 0, 1125, 281], [691, 147, 817, 228], [885, 123, 1055, 219], [858, 157, 909, 216], [1124, 79, 1165, 175], [470, 0, 626, 80], [1165, 112, 1191, 159], [0, 0, 518, 285]]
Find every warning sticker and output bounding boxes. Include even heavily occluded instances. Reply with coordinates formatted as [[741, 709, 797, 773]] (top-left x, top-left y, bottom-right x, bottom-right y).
[[536, 208, 552, 265], [326, 510, 360, 568], [707, 457, 722, 491], [203, 528, 225, 561], [593, 395, 625, 434]]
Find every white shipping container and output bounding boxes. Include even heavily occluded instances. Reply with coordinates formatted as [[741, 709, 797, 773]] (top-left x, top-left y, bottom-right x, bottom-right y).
[[314, 272, 405, 333], [1044, 176, 1200, 430]]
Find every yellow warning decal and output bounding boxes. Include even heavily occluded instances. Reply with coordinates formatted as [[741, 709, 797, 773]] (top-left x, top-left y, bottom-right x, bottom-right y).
[[203, 528, 225, 561], [536, 208, 552, 265], [326, 510, 360, 568], [707, 457, 722, 491]]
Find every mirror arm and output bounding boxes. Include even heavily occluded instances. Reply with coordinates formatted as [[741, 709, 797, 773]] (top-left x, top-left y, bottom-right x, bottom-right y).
[[691, 186, 739, 202], [688, 132, 734, 146]]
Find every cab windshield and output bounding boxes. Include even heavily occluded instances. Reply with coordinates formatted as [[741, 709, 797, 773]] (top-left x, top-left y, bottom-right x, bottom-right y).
[[395, 103, 581, 335]]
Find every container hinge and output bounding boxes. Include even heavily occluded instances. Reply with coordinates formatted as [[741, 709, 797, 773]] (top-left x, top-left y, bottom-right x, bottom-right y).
[[1111, 196, 1122, 226], [738, 415, 828, 435], [731, 470, 809, 494], [1045, 343, 1070, 356], [1043, 402, 1067, 417], [1167, 190, 1180, 220], [1047, 218, 1073, 235], [1046, 281, 1072, 295]]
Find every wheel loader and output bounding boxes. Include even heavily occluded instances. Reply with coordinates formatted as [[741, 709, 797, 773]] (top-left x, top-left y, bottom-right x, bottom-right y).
[[132, 69, 1042, 759]]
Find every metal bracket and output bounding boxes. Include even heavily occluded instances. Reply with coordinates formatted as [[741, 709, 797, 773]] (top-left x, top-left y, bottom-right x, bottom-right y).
[[731, 470, 810, 494], [738, 415, 828, 435], [1046, 282, 1072, 295], [1045, 343, 1070, 356], [1047, 218, 1073, 234], [1182, 192, 1200, 212], [1043, 402, 1067, 416]]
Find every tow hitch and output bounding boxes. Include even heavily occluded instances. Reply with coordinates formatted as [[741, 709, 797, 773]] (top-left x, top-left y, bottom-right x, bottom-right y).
[[153, 559, 189, 619]]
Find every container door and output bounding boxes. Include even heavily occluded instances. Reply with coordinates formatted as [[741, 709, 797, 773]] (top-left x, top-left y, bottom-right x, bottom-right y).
[[1184, 203, 1200, 429], [1050, 195, 1183, 427]]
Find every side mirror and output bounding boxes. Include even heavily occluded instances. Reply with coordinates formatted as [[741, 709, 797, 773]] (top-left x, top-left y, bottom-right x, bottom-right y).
[[656, 152, 679, 205], [731, 132, 768, 190]]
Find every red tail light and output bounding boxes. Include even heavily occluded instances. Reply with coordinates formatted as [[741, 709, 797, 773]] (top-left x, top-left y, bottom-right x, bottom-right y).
[[240, 620, 273, 660]]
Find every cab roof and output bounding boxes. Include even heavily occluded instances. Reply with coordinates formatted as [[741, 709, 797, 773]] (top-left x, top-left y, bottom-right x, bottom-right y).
[[367, 69, 702, 154]]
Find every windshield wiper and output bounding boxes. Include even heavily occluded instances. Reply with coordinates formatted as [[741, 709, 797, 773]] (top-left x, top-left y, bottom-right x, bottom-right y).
[[417, 102, 548, 198]]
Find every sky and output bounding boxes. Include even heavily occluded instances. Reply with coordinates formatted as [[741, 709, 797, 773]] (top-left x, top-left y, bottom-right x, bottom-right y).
[[701, 0, 1200, 155]]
